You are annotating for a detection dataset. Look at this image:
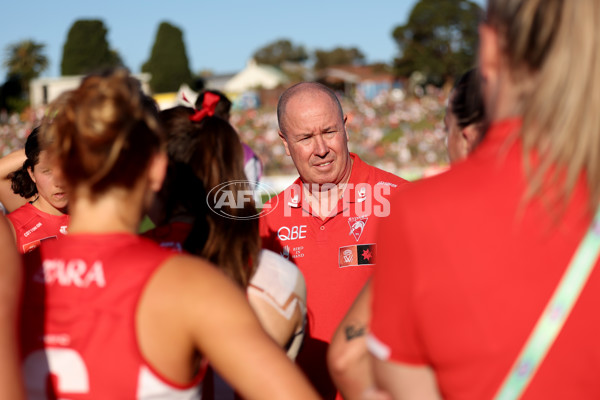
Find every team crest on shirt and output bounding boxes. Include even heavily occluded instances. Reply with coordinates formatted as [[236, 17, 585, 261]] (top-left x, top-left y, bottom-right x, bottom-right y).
[[60, 225, 68, 235], [348, 216, 368, 242]]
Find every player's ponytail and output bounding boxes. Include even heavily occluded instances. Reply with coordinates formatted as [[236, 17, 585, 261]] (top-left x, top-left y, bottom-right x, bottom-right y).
[[44, 68, 164, 195]]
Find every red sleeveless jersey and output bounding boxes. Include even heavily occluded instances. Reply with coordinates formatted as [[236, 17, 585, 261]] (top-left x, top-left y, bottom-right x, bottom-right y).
[[7, 203, 69, 253], [21, 233, 205, 399]]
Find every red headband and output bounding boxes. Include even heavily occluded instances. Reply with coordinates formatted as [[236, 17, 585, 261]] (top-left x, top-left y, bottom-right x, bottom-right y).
[[189, 92, 221, 122]]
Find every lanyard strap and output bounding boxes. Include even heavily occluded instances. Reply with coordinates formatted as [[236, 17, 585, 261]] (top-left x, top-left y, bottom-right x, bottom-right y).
[[494, 209, 600, 400]]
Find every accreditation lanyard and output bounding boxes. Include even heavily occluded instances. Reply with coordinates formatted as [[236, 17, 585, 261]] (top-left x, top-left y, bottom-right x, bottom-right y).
[[494, 209, 600, 400]]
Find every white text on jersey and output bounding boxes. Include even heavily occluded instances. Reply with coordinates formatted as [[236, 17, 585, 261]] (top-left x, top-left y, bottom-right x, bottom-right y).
[[34, 259, 106, 288]]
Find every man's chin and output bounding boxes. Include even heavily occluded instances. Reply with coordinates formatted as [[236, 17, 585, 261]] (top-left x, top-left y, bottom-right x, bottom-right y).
[[303, 176, 340, 190]]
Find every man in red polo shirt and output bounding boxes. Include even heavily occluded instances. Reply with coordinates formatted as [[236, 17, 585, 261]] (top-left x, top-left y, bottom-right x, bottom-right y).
[[259, 82, 408, 398]]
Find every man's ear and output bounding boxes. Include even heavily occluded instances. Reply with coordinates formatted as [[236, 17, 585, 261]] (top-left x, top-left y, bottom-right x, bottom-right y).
[[343, 115, 349, 141], [279, 130, 291, 157], [148, 151, 168, 192]]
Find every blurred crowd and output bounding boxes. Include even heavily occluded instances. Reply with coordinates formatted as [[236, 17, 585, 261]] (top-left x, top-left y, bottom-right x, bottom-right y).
[[1, 86, 451, 178], [0, 107, 45, 158]]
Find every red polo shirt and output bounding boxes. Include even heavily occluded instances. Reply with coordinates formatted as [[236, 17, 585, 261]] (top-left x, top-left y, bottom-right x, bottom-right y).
[[260, 153, 408, 397]]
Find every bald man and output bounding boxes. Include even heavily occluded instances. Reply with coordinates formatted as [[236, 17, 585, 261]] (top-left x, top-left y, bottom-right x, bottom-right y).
[[260, 82, 408, 399]]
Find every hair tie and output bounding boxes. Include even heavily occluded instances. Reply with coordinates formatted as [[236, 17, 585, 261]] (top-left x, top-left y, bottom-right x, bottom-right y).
[[189, 92, 221, 122]]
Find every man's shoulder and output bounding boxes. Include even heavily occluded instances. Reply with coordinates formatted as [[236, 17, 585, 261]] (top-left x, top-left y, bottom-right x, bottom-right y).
[[369, 166, 409, 187], [351, 155, 409, 188]]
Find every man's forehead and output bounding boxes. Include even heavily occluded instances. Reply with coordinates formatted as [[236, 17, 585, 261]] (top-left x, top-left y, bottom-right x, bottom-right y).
[[288, 90, 340, 117]]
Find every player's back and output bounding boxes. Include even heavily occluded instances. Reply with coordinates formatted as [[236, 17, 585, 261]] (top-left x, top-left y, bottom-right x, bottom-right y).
[[20, 233, 204, 399]]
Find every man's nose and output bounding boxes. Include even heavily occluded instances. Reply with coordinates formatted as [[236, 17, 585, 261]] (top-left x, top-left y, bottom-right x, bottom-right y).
[[313, 134, 329, 157]]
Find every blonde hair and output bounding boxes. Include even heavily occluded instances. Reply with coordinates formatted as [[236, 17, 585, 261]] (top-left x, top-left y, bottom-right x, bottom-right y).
[[44, 69, 164, 195], [486, 0, 600, 210]]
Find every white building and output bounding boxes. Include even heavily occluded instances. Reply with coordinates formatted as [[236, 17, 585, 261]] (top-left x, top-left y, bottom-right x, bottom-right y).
[[29, 73, 152, 108], [224, 59, 289, 94]]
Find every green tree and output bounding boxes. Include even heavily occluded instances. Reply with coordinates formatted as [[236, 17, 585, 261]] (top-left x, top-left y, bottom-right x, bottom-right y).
[[253, 39, 308, 66], [61, 19, 123, 76], [313, 47, 365, 70], [3, 40, 48, 99], [0, 75, 26, 113], [142, 22, 193, 93], [392, 0, 482, 85]]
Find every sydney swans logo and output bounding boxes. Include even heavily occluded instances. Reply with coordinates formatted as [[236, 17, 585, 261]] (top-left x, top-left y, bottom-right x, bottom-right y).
[[206, 180, 279, 220]]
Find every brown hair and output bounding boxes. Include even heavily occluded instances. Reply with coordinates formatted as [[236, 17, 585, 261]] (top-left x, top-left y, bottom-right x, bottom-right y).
[[450, 69, 485, 131], [160, 107, 259, 287], [9, 127, 42, 198], [486, 0, 600, 210], [44, 69, 164, 195]]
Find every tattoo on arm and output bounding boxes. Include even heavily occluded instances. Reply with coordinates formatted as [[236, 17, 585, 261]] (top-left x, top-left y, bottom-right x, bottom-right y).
[[344, 324, 366, 341]]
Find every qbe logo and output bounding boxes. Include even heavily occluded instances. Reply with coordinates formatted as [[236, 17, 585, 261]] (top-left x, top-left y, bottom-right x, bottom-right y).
[[277, 225, 307, 241], [207, 180, 279, 220]]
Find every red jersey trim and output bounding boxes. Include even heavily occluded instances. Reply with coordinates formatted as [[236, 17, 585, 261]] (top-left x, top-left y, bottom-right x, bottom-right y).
[[130, 259, 208, 390]]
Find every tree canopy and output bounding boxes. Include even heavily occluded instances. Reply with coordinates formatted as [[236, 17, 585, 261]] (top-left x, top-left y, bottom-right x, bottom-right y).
[[61, 19, 123, 76], [252, 39, 308, 66], [142, 22, 193, 93], [3, 40, 48, 101], [392, 0, 482, 85], [314, 47, 365, 70]]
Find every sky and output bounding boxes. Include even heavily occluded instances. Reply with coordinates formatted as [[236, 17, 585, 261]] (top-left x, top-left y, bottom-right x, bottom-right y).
[[1, 0, 485, 79]]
